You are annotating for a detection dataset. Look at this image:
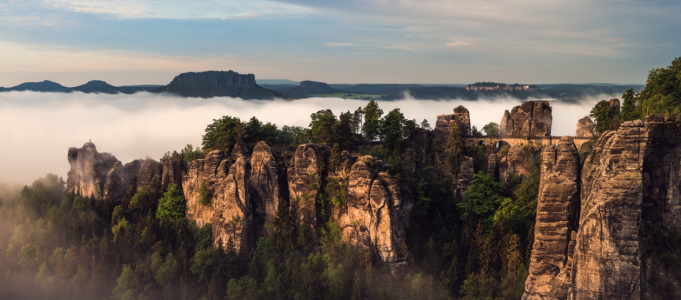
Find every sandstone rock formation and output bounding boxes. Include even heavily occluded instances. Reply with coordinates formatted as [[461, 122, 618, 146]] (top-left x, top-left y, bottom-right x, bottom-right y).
[[499, 144, 531, 184], [67, 142, 119, 198], [161, 159, 183, 189], [456, 157, 475, 201], [212, 157, 253, 254], [453, 105, 472, 135], [137, 158, 163, 196], [575, 116, 594, 137], [183, 150, 229, 228], [486, 153, 497, 179], [288, 144, 328, 231], [249, 142, 285, 235], [500, 101, 552, 137], [336, 156, 409, 263], [609, 98, 620, 115], [569, 120, 648, 299], [103, 160, 141, 201], [523, 136, 580, 300]]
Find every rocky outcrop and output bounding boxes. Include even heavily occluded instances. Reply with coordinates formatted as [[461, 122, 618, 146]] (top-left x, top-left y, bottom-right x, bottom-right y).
[[523, 136, 580, 300], [103, 160, 141, 201], [453, 105, 472, 135], [249, 142, 286, 236], [576, 116, 594, 137], [609, 98, 620, 115], [288, 144, 329, 231], [161, 159, 182, 189], [67, 142, 119, 198], [569, 120, 648, 299], [336, 156, 409, 263], [183, 150, 229, 228], [212, 157, 253, 254], [486, 153, 497, 179], [500, 101, 552, 137], [499, 144, 531, 184], [153, 70, 284, 99], [137, 159, 163, 196], [457, 157, 475, 201]]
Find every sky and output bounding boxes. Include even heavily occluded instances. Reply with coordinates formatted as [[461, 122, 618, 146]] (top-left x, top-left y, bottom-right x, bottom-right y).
[[0, 91, 606, 185], [0, 0, 679, 86]]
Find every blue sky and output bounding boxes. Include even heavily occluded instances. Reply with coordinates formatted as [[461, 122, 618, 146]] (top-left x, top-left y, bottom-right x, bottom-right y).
[[0, 0, 679, 86]]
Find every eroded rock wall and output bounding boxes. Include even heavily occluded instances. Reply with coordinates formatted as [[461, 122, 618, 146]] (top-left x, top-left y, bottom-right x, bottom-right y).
[[67, 142, 119, 198], [288, 144, 328, 231], [249, 141, 286, 236], [523, 136, 580, 300], [212, 157, 253, 254], [500, 101, 552, 137], [182, 150, 229, 228]]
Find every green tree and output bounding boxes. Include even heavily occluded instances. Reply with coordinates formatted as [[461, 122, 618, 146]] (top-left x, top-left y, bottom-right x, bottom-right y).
[[482, 122, 500, 137], [635, 57, 681, 118], [590, 100, 620, 135], [459, 171, 507, 228], [156, 183, 186, 228], [380, 108, 407, 152], [202, 115, 241, 151], [198, 180, 211, 206], [362, 100, 383, 143], [309, 109, 338, 145], [621, 88, 637, 122], [151, 252, 181, 288]]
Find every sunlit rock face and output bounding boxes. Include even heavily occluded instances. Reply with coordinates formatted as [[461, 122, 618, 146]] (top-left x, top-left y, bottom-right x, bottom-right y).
[[523, 136, 580, 300], [287, 144, 328, 233], [500, 101, 552, 137], [249, 141, 286, 236], [212, 157, 253, 255], [67, 142, 119, 198], [335, 156, 410, 263], [575, 116, 594, 138], [183, 150, 229, 228]]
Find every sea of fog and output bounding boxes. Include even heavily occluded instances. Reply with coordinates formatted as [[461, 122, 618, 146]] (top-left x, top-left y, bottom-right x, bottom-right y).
[[0, 91, 609, 185]]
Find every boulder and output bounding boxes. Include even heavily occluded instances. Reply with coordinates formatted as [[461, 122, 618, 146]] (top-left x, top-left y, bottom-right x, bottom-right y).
[[523, 136, 580, 300]]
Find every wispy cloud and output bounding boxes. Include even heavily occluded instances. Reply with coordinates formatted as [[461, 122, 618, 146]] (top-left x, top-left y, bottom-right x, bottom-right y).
[[325, 42, 359, 47]]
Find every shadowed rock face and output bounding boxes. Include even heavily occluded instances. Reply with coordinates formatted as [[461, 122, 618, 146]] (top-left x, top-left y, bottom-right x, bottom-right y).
[[499, 144, 531, 184], [453, 105, 472, 135], [570, 120, 648, 300], [67, 142, 119, 198], [288, 144, 328, 230], [137, 159, 163, 196], [576, 116, 594, 138], [486, 153, 498, 179], [457, 157, 475, 201], [500, 101, 552, 137], [249, 142, 285, 236], [523, 136, 580, 300], [103, 160, 141, 201], [212, 157, 253, 255]]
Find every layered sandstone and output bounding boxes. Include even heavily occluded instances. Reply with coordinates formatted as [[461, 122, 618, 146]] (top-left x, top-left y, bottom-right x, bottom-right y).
[[523, 136, 580, 300], [249, 142, 285, 235], [103, 160, 141, 201], [67, 142, 119, 198], [499, 144, 531, 184], [457, 157, 475, 201], [576, 116, 594, 138], [182, 150, 229, 228], [288, 144, 329, 231], [212, 157, 253, 254], [500, 101, 552, 137]]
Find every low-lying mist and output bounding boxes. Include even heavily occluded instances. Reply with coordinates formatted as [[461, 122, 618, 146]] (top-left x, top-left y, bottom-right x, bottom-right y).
[[0, 91, 610, 186]]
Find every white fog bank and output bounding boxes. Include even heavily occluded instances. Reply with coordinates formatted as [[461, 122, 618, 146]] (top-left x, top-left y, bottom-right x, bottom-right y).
[[0, 91, 608, 185]]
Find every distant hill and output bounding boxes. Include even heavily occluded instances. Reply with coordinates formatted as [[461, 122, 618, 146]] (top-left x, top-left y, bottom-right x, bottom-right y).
[[330, 84, 429, 95], [257, 79, 300, 85], [153, 71, 283, 99], [281, 80, 344, 97], [72, 80, 119, 94], [259, 84, 298, 91], [6, 80, 72, 92], [379, 86, 551, 100]]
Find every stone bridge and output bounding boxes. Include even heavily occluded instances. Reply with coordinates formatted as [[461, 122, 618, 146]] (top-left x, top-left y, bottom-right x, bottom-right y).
[[462, 135, 592, 151]]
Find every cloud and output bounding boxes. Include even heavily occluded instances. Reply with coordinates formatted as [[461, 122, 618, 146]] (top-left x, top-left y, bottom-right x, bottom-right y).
[[0, 91, 610, 185], [325, 42, 359, 47], [446, 40, 474, 48]]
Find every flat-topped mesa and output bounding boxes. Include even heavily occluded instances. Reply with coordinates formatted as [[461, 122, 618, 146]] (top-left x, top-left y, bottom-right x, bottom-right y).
[[523, 136, 580, 300], [500, 101, 552, 138], [575, 116, 594, 138], [67, 142, 119, 198]]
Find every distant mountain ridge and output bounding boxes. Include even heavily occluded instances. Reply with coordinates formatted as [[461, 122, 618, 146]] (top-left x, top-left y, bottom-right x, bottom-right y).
[[0, 80, 159, 94]]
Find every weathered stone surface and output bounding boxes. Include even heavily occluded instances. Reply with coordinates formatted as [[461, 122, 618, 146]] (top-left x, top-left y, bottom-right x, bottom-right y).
[[103, 160, 141, 201], [161, 159, 182, 189], [212, 157, 253, 254], [486, 153, 497, 179], [499, 144, 531, 184], [457, 157, 475, 201], [569, 121, 648, 300], [288, 144, 328, 229], [336, 156, 409, 263], [249, 141, 285, 236], [500, 101, 552, 137], [231, 143, 247, 161], [67, 142, 119, 198], [609, 98, 620, 115], [183, 150, 228, 228], [137, 158, 163, 196], [576, 116, 594, 138], [523, 136, 580, 300], [453, 105, 471, 135]]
